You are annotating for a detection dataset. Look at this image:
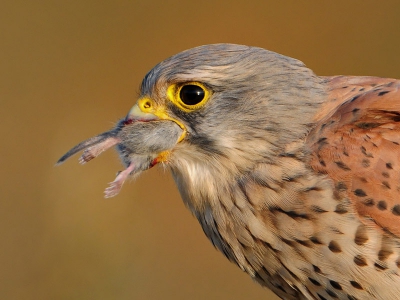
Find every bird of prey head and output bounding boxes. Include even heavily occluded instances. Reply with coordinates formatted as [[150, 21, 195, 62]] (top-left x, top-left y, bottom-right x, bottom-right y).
[[58, 44, 400, 300]]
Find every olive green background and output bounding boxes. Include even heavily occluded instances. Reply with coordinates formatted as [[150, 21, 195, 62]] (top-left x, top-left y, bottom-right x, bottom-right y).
[[2, 1, 400, 299]]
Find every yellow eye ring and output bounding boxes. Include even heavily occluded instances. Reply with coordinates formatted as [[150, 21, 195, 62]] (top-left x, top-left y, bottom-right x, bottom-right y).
[[167, 82, 211, 112]]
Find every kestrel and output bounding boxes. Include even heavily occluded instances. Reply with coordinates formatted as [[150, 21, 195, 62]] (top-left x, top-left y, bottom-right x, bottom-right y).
[[58, 44, 400, 299]]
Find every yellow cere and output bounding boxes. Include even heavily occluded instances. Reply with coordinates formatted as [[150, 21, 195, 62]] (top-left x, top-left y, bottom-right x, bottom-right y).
[[136, 97, 187, 142], [166, 82, 211, 112]]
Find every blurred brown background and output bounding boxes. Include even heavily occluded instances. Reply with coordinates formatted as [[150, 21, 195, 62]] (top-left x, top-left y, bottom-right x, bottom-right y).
[[1, 1, 400, 299]]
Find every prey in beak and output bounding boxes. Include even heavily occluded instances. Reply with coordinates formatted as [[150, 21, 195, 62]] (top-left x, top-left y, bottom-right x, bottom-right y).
[[57, 103, 184, 198]]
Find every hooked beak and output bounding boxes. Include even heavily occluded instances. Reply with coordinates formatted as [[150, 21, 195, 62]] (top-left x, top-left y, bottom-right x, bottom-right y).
[[56, 97, 186, 198], [126, 98, 187, 142], [124, 103, 159, 124]]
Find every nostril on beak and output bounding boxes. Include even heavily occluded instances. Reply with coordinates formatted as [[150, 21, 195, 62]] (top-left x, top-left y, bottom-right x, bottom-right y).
[[123, 101, 159, 125], [143, 101, 151, 109]]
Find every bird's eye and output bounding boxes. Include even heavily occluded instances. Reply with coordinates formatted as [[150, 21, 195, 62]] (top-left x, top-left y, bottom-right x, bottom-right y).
[[179, 85, 205, 105], [167, 82, 211, 112]]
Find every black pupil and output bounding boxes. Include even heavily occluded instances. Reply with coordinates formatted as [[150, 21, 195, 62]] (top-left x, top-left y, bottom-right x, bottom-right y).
[[179, 85, 205, 105]]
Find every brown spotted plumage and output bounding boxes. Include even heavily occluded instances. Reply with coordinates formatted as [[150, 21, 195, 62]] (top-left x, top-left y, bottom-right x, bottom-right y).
[[310, 76, 400, 236], [304, 76, 400, 299], [59, 44, 400, 299]]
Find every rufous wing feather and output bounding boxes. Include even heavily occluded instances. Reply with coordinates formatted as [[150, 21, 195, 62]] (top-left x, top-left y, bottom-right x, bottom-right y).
[[308, 76, 400, 237]]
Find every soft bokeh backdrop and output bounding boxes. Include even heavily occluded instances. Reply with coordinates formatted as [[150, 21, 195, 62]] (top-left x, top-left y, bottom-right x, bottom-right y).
[[2, 1, 400, 299]]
